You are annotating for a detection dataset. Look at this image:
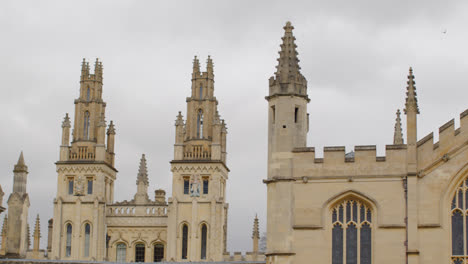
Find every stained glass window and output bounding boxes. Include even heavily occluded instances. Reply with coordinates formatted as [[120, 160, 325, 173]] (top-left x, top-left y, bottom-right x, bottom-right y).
[[331, 199, 372, 264], [451, 178, 468, 262]]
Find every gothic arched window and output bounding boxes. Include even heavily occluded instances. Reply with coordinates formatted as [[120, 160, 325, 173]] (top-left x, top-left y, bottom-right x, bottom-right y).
[[83, 223, 90, 257], [86, 87, 90, 101], [116, 243, 127, 262], [331, 199, 372, 264], [83, 111, 90, 140], [197, 110, 204, 139], [201, 224, 208, 259], [66, 223, 72, 257], [182, 224, 188, 259], [154, 243, 164, 262], [451, 179, 468, 263], [135, 243, 145, 262]]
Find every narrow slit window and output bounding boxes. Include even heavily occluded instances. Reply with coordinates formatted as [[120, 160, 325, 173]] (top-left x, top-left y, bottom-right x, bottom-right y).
[[197, 110, 204, 138], [203, 179, 209, 194], [183, 179, 189, 194], [271, 106, 275, 123], [294, 107, 299, 123], [86, 87, 90, 101], [182, 224, 188, 259], [199, 84, 203, 100], [66, 224, 72, 257], [84, 223, 90, 257], [201, 224, 207, 259], [68, 179, 74, 195], [83, 111, 90, 140], [87, 179, 93, 195]]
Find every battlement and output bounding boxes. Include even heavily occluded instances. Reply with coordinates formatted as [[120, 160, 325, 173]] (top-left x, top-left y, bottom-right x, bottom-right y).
[[417, 108, 468, 170], [80, 58, 103, 83], [223, 251, 265, 262], [290, 144, 408, 177]]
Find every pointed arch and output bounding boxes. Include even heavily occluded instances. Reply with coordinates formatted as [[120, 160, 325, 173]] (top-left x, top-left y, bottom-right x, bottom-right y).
[[81, 221, 92, 258], [180, 222, 189, 259], [200, 223, 208, 259], [64, 222, 73, 257], [323, 190, 379, 220]]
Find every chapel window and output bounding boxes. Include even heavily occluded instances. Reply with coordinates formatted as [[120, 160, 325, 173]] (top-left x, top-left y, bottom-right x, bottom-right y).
[[450, 179, 468, 263], [84, 223, 90, 257], [66, 223, 72, 257], [197, 110, 204, 138], [135, 243, 145, 262], [201, 224, 208, 259], [154, 243, 164, 262], [182, 224, 188, 259], [331, 199, 372, 264], [116, 243, 127, 262]]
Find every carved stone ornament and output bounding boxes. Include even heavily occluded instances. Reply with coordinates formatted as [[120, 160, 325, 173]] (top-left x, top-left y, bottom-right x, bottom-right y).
[[74, 175, 85, 196], [190, 174, 201, 197]]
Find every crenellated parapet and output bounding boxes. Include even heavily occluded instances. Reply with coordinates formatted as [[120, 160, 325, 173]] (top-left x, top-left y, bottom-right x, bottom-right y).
[[416, 109, 468, 175]]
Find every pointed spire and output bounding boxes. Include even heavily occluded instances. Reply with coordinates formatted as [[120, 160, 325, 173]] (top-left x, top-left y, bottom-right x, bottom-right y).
[[393, 109, 404, 144], [33, 215, 40, 239], [14, 151, 28, 173], [276, 21, 301, 81], [252, 214, 259, 239], [193, 56, 200, 75], [404, 67, 420, 114], [95, 58, 103, 80], [136, 154, 149, 186], [107, 120, 116, 135], [62, 113, 71, 128], [81, 58, 89, 80], [207, 55, 214, 75], [175, 111, 184, 126]]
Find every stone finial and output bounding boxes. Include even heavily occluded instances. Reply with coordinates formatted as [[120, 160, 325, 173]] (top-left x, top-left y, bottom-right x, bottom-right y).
[[175, 111, 184, 126], [275, 21, 301, 80], [393, 109, 404, 144], [62, 113, 71, 128], [252, 214, 260, 239], [14, 151, 28, 173], [404, 67, 420, 114], [107, 121, 116, 135], [193, 56, 200, 74], [27, 223, 31, 249], [136, 154, 149, 186], [33, 214, 41, 252], [81, 58, 89, 79]]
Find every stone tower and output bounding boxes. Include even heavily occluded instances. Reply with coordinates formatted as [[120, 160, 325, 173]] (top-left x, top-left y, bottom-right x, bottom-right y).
[[167, 56, 229, 262], [51, 59, 117, 261], [265, 22, 309, 262], [5, 152, 30, 258]]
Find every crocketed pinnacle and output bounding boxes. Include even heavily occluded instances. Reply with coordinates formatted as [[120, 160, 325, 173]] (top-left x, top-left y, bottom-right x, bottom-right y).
[[275, 21, 302, 82], [34, 214, 41, 238], [1, 215, 7, 236], [136, 154, 149, 186], [14, 151, 28, 173], [393, 109, 404, 144], [175, 111, 184, 126], [27, 223, 31, 249], [252, 214, 260, 239], [62, 113, 71, 128], [404, 67, 420, 114], [107, 121, 116, 135], [207, 55, 214, 74]]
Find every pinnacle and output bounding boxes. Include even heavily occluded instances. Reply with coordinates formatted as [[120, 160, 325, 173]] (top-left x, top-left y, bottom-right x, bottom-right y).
[[193, 56, 200, 73], [62, 113, 71, 128], [137, 154, 149, 185], [107, 121, 116, 135], [393, 109, 404, 144], [275, 21, 303, 84], [17, 151, 25, 166], [175, 111, 184, 126], [404, 67, 420, 114]]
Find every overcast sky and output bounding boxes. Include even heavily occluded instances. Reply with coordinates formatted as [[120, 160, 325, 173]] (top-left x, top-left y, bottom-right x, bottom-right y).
[[0, 0, 467, 252]]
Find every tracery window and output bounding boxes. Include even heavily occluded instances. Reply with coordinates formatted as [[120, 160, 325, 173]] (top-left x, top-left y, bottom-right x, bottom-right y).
[[154, 243, 164, 262], [201, 224, 208, 259], [84, 223, 91, 257], [182, 224, 188, 259], [451, 179, 468, 263], [116, 243, 127, 262], [197, 110, 204, 138], [66, 223, 72, 257], [135, 243, 145, 262], [83, 111, 90, 140], [331, 199, 372, 264]]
